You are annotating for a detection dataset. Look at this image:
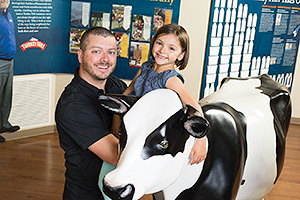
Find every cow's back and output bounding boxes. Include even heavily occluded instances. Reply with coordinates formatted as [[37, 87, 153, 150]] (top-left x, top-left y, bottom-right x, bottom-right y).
[[196, 75, 291, 200]]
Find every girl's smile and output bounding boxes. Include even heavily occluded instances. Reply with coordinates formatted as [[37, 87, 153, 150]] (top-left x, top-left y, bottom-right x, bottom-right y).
[[152, 34, 185, 71]]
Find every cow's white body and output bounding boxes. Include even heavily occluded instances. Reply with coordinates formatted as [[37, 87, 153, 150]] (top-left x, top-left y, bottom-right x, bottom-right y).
[[201, 78, 277, 199], [99, 75, 291, 200]]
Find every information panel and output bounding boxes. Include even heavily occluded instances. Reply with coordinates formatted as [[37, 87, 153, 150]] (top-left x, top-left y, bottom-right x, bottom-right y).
[[201, 0, 300, 98], [10, 0, 181, 80]]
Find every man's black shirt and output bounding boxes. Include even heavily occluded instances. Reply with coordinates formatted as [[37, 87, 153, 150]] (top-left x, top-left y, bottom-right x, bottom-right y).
[[55, 68, 127, 200]]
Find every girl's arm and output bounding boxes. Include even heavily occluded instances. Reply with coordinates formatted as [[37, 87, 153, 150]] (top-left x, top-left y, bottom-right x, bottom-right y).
[[122, 69, 142, 95], [166, 76, 207, 165], [165, 76, 204, 116]]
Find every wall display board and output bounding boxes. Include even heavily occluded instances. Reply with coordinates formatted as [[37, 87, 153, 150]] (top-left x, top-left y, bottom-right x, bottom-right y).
[[10, 0, 181, 80], [201, 0, 300, 98]]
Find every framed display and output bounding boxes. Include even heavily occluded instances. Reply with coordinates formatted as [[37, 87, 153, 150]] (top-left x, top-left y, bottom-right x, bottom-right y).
[[70, 1, 91, 28], [200, 0, 300, 98], [10, 0, 181, 79]]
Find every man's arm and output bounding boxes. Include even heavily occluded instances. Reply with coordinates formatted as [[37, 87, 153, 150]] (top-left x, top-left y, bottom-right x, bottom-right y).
[[88, 134, 119, 166]]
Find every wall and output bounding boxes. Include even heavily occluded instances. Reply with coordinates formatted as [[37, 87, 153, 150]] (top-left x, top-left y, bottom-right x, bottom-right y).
[[53, 0, 300, 121], [54, 74, 74, 107], [291, 49, 300, 120], [178, 0, 211, 100], [7, 0, 298, 141]]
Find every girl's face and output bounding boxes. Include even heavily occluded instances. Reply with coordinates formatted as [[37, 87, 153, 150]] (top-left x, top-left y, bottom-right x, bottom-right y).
[[152, 34, 185, 69]]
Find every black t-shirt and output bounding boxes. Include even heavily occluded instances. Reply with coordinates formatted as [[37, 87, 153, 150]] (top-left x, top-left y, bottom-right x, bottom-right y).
[[55, 68, 127, 200]]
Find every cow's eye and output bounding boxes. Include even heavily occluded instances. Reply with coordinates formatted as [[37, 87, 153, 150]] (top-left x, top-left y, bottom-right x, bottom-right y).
[[159, 140, 169, 149]]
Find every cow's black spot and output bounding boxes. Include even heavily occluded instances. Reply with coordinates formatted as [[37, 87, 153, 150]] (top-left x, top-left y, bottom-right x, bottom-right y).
[[119, 122, 127, 152], [141, 110, 190, 160], [241, 179, 245, 185]]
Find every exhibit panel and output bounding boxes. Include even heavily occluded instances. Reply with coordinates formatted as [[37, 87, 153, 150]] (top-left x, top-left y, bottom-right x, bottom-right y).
[[10, 0, 181, 80], [201, 0, 300, 98]]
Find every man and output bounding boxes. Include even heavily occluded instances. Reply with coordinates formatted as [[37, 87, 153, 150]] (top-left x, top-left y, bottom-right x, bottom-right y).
[[55, 27, 127, 199], [0, 0, 19, 141]]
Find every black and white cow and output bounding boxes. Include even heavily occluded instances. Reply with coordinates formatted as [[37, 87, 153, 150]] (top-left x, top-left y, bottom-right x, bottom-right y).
[[98, 74, 291, 200]]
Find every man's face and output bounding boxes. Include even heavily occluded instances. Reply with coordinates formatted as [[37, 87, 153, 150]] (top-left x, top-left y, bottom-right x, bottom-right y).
[[0, 0, 10, 11], [78, 34, 117, 87]]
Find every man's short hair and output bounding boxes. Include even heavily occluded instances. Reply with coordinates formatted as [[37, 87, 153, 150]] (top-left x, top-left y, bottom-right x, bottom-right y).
[[80, 27, 115, 51]]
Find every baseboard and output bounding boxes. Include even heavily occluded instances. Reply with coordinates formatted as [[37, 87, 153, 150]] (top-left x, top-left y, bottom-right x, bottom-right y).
[[1, 118, 299, 142], [291, 117, 300, 125], [0, 125, 56, 142]]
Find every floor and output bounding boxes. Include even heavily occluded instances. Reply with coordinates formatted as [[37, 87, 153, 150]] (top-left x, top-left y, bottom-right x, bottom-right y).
[[0, 124, 299, 200]]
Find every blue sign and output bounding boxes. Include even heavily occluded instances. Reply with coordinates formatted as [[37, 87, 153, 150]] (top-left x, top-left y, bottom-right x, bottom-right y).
[[10, 0, 181, 80], [201, 0, 300, 98]]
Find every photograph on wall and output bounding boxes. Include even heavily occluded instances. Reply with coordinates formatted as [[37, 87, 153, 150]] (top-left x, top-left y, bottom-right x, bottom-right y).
[[129, 42, 150, 67], [91, 12, 110, 29], [200, 0, 300, 99], [69, 28, 85, 53], [70, 1, 91, 28], [114, 32, 130, 58], [111, 4, 132, 32], [131, 15, 152, 42], [153, 8, 173, 32]]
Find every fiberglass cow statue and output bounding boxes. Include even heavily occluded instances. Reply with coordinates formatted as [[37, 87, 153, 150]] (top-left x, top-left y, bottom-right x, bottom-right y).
[[98, 74, 291, 200]]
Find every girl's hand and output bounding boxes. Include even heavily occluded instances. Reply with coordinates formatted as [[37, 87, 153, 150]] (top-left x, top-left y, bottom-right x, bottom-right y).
[[189, 136, 207, 165]]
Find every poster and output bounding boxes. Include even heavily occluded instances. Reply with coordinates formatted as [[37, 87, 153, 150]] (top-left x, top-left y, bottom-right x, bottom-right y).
[[129, 42, 150, 67], [201, 0, 300, 98], [70, 1, 91, 28], [9, 0, 181, 79], [111, 4, 132, 32], [91, 12, 110, 29], [131, 14, 152, 42], [69, 28, 85, 53], [153, 8, 173, 32], [114, 32, 130, 58]]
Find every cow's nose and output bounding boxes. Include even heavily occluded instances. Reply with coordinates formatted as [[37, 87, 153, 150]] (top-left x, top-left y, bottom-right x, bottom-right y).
[[103, 179, 135, 200]]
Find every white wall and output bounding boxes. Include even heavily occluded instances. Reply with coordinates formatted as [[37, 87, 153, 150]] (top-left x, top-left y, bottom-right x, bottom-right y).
[[291, 49, 300, 119], [54, 73, 74, 106], [178, 0, 211, 100]]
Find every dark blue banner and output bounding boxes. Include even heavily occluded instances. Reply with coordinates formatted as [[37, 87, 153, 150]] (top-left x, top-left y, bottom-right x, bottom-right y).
[[10, 0, 181, 80], [201, 0, 300, 98]]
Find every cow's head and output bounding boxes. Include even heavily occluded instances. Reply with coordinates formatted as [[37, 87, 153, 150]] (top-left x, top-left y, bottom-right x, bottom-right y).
[[98, 89, 209, 200]]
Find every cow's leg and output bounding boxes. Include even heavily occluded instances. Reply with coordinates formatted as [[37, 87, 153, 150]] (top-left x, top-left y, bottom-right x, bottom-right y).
[[153, 191, 164, 200], [140, 194, 153, 200]]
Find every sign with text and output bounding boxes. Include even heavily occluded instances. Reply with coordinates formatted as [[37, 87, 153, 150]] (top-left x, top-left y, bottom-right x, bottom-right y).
[[10, 0, 181, 79], [201, 0, 300, 98]]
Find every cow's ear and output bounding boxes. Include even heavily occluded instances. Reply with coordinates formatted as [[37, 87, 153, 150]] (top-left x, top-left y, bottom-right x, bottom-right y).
[[98, 94, 140, 115], [181, 105, 209, 138]]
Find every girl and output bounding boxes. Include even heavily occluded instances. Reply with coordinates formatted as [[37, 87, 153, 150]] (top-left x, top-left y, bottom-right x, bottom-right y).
[[121, 23, 208, 165]]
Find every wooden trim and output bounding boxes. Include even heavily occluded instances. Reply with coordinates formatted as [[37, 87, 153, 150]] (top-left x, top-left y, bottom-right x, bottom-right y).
[[0, 125, 56, 141], [291, 117, 300, 125], [0, 117, 300, 141], [1, 118, 299, 141]]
